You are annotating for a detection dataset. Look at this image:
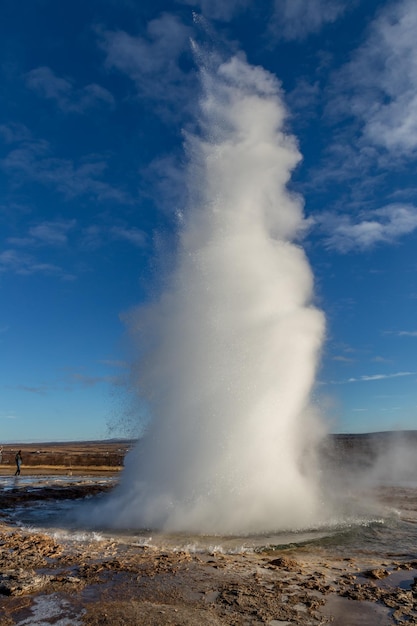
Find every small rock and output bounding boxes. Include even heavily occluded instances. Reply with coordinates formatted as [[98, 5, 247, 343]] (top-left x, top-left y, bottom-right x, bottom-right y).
[[363, 568, 389, 579], [0, 570, 51, 596], [268, 557, 299, 570]]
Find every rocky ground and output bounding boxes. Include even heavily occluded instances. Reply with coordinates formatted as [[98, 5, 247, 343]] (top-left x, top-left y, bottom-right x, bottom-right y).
[[1, 483, 417, 625]]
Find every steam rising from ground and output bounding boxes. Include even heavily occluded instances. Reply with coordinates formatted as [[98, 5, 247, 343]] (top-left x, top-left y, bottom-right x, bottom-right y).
[[94, 53, 326, 534]]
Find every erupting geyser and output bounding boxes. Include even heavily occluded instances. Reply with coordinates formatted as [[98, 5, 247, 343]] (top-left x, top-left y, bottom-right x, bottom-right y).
[[93, 53, 326, 534]]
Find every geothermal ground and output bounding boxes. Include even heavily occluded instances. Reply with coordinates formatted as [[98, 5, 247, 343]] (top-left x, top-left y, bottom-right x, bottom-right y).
[[1, 438, 417, 625], [1, 485, 417, 626]]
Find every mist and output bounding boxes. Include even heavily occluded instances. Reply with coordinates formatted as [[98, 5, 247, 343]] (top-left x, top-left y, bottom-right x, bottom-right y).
[[89, 52, 326, 534], [322, 431, 417, 492]]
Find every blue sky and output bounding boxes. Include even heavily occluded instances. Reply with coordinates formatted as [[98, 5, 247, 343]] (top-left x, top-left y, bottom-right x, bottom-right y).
[[1, 0, 417, 442]]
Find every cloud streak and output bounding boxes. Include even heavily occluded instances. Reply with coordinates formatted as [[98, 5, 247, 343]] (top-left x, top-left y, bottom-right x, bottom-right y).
[[316, 204, 417, 252], [269, 0, 350, 41], [330, 371, 415, 384], [1, 218, 148, 280], [26, 66, 114, 113], [0, 249, 75, 280], [8, 220, 76, 248], [385, 330, 417, 337]]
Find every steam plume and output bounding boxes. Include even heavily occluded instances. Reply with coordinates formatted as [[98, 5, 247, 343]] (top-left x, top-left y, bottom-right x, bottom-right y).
[[93, 52, 325, 534]]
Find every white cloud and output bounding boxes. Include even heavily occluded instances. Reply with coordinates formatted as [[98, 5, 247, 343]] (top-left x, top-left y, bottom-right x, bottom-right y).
[[316, 203, 417, 252], [331, 0, 417, 155], [99, 14, 192, 106], [26, 66, 114, 113], [269, 0, 349, 41]]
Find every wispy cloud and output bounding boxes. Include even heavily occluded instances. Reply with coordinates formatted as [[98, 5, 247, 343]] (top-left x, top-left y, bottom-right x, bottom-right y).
[[2, 218, 147, 280], [4, 369, 121, 396], [0, 123, 32, 144], [0, 131, 129, 203], [286, 78, 321, 119], [71, 373, 114, 387], [67, 367, 123, 388], [330, 0, 417, 156], [76, 223, 146, 250], [98, 359, 129, 369], [8, 219, 76, 248], [385, 330, 417, 337], [110, 226, 147, 247], [0, 249, 75, 280], [325, 371, 415, 385], [140, 154, 186, 214], [2, 219, 77, 280], [315, 204, 417, 252], [0, 412, 17, 420], [269, 0, 350, 41], [346, 372, 414, 383], [29, 220, 76, 246], [79, 223, 148, 250], [99, 14, 193, 110], [371, 356, 391, 364], [6, 384, 49, 395], [26, 66, 114, 113]]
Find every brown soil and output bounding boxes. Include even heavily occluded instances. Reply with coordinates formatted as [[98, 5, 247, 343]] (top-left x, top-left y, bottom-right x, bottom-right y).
[[0, 441, 132, 474], [0, 482, 417, 625]]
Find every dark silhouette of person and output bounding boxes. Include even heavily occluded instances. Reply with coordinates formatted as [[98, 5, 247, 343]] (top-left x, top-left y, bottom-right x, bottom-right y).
[[14, 450, 22, 476]]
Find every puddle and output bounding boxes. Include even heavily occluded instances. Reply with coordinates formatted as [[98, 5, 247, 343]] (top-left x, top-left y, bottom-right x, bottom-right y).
[[7, 594, 85, 626], [377, 568, 417, 590], [320, 595, 391, 625]]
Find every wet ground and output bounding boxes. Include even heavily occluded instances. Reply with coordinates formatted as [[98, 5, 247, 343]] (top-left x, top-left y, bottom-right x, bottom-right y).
[[1, 478, 417, 625]]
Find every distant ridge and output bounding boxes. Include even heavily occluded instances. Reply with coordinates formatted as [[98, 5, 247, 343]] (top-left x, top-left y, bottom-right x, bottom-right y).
[[1, 438, 137, 446]]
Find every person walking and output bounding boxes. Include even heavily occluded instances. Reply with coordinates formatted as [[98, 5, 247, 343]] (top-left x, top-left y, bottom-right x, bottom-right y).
[[14, 450, 22, 476]]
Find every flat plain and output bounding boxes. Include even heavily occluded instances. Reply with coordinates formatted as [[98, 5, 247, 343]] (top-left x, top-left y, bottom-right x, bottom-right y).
[[0, 441, 133, 475]]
